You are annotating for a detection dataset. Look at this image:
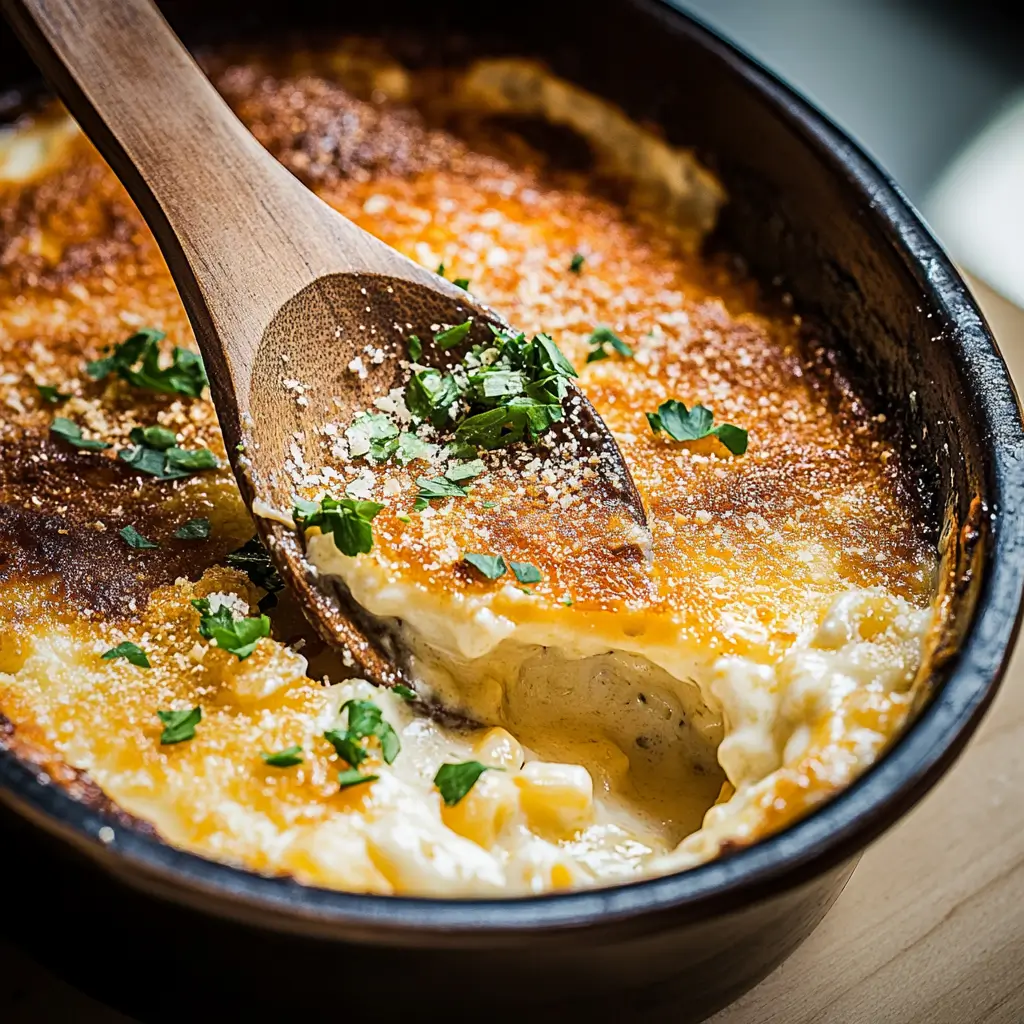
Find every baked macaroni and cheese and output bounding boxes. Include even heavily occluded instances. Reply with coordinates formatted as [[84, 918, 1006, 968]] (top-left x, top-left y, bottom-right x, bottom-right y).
[[0, 43, 942, 896]]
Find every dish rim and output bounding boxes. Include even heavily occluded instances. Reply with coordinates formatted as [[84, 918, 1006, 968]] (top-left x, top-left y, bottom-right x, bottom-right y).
[[0, 0, 1021, 937]]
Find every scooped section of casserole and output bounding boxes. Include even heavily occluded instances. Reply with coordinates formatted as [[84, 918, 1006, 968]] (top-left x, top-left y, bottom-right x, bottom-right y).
[[0, 43, 939, 895]]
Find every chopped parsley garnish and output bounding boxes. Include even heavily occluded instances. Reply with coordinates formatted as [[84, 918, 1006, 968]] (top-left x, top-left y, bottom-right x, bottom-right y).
[[444, 329, 577, 450], [510, 561, 542, 584], [345, 325, 578, 484], [408, 334, 423, 361], [293, 495, 384, 557], [405, 369, 462, 428], [444, 459, 486, 482], [37, 383, 70, 404], [395, 432, 438, 465], [324, 699, 401, 787], [569, 253, 585, 273], [413, 497, 429, 512], [261, 745, 304, 768], [226, 537, 283, 598], [338, 768, 378, 789], [646, 400, 748, 455], [463, 552, 507, 580], [191, 597, 270, 660], [416, 475, 468, 501], [436, 262, 446, 277], [157, 706, 201, 745], [434, 761, 496, 806], [174, 517, 210, 540], [50, 416, 110, 451], [453, 277, 470, 291], [435, 320, 473, 351], [119, 524, 158, 549], [391, 684, 417, 701], [586, 326, 633, 363], [444, 441, 479, 461], [324, 728, 368, 768], [118, 427, 218, 480], [481, 500, 498, 509], [345, 699, 401, 764], [87, 328, 208, 398], [130, 424, 176, 449], [346, 411, 400, 462], [101, 641, 150, 668]]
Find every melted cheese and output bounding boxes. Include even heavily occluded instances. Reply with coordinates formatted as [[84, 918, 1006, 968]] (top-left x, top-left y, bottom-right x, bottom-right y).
[[0, 45, 938, 896]]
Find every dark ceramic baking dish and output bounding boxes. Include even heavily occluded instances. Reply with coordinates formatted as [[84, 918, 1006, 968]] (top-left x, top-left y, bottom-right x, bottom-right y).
[[0, 1, 1022, 1021]]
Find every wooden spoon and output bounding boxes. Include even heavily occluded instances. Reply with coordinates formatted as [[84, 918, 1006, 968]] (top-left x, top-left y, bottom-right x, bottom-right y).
[[1, 0, 648, 688]]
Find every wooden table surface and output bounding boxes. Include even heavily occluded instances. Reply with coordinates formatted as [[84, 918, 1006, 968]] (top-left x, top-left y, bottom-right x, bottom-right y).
[[3, 278, 1022, 1023]]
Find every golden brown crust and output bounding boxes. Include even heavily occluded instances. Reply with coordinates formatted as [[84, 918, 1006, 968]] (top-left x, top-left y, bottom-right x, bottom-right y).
[[0, 49, 935, 872]]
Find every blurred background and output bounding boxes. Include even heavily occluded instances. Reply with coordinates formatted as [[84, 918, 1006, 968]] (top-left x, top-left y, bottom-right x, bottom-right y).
[[680, 0, 1024, 310]]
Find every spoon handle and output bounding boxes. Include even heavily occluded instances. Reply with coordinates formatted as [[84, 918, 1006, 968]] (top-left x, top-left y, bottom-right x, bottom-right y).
[[0, 0, 422, 434]]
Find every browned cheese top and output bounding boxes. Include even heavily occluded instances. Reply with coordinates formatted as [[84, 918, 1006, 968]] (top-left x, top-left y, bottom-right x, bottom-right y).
[[0, 48, 935, 879]]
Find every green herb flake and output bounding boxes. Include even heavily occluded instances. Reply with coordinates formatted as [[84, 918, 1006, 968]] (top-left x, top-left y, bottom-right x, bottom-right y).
[[416, 475, 468, 500], [444, 459, 486, 483], [37, 383, 70, 404], [412, 497, 429, 512], [87, 328, 208, 398], [226, 538, 283, 597], [343, 699, 401, 765], [292, 495, 384, 557], [407, 335, 423, 361], [510, 561, 542, 584], [401, 328, 580, 455], [444, 441, 479, 461], [434, 761, 496, 806], [101, 641, 150, 668], [646, 399, 748, 455], [434, 320, 473, 351], [261, 745, 304, 768], [337, 768, 379, 790], [157, 706, 201, 745], [586, 326, 634, 363], [346, 411, 399, 463], [119, 525, 158, 549], [50, 416, 110, 451], [191, 597, 271, 660], [174, 517, 210, 540], [404, 369, 462, 428], [324, 728, 368, 768], [453, 277, 470, 291], [118, 430, 218, 481], [129, 424, 176, 450], [324, 698, 401, 773], [569, 253, 585, 273], [396, 432, 438, 465], [482, 500, 498, 509], [463, 552, 507, 580], [391, 684, 417, 701], [436, 262, 446, 277]]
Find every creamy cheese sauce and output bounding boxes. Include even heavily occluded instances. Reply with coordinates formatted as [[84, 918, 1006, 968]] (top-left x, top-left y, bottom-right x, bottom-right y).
[[0, 43, 939, 895]]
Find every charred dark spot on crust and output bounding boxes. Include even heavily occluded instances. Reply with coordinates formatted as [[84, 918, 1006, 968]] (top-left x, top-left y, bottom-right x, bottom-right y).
[[0, 713, 158, 836], [0, 438, 246, 618]]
